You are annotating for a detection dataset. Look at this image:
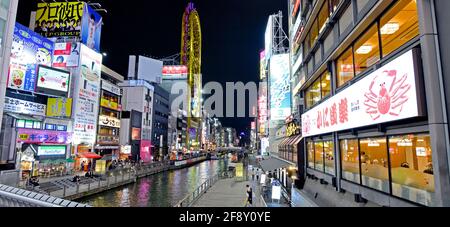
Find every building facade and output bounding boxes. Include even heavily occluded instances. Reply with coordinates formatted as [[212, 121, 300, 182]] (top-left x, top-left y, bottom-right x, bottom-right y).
[[120, 80, 154, 163], [0, 0, 19, 185], [94, 66, 124, 159], [151, 83, 169, 160], [290, 0, 450, 207]]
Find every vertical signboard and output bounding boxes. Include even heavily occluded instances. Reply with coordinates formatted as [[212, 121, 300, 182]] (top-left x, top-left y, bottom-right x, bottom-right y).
[[260, 50, 267, 80], [7, 23, 54, 92], [258, 81, 268, 135], [270, 54, 291, 121], [72, 44, 102, 145], [265, 16, 273, 59]]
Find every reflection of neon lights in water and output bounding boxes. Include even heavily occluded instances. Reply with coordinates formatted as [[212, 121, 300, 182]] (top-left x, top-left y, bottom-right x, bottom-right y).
[[137, 179, 150, 207], [119, 188, 130, 207]]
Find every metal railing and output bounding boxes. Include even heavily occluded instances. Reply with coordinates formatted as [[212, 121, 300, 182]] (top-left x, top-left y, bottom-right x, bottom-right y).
[[0, 184, 90, 207], [173, 170, 234, 207]]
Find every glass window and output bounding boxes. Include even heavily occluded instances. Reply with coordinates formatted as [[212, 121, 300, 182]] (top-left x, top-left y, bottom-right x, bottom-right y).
[[337, 47, 355, 87], [33, 122, 41, 129], [330, 0, 341, 14], [314, 142, 324, 172], [25, 120, 33, 129], [307, 141, 315, 168], [324, 141, 335, 175], [360, 137, 390, 193], [310, 19, 319, 48], [380, 0, 419, 58], [354, 24, 380, 76], [320, 71, 331, 98], [341, 139, 361, 183], [339, 4, 353, 36], [389, 134, 435, 206], [16, 120, 25, 128], [324, 31, 334, 54], [357, 0, 370, 13], [318, 1, 329, 34], [314, 50, 321, 66], [306, 78, 321, 108], [45, 124, 56, 130]]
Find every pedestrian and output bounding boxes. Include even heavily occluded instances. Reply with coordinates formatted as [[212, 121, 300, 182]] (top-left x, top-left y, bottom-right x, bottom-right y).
[[80, 161, 85, 172], [246, 185, 253, 207]]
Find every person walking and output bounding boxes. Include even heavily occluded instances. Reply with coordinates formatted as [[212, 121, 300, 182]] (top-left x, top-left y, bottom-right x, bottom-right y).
[[245, 185, 253, 207]]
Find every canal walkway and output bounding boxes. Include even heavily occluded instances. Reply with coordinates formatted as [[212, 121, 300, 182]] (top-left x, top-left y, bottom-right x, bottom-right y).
[[22, 157, 208, 201]]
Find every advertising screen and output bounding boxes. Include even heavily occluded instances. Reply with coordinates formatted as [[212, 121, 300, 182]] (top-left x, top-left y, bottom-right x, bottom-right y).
[[37, 146, 67, 156], [36, 65, 70, 96], [72, 44, 102, 145], [140, 140, 152, 163], [269, 54, 291, 121], [35, 2, 84, 38], [81, 3, 102, 52], [7, 23, 54, 92], [301, 50, 422, 137]]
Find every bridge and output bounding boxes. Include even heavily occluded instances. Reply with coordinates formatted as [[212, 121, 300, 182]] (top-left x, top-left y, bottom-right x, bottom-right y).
[[0, 183, 90, 207]]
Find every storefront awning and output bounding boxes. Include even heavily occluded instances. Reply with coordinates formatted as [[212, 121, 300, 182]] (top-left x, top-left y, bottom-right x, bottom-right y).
[[278, 138, 290, 147], [77, 152, 102, 159], [289, 135, 303, 146], [259, 157, 292, 172], [6, 113, 43, 121]]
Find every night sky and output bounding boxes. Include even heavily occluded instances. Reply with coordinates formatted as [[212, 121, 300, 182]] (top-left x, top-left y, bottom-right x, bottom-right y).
[[16, 0, 288, 136]]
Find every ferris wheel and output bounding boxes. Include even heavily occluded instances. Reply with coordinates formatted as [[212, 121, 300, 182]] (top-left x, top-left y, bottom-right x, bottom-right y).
[[181, 2, 202, 149]]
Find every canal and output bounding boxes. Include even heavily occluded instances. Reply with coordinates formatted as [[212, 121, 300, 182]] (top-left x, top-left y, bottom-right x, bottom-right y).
[[77, 159, 229, 207]]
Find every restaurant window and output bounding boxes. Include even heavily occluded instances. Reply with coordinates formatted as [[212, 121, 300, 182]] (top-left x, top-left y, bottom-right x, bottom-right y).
[[324, 141, 335, 175], [307, 141, 315, 168], [337, 47, 355, 87], [380, 0, 419, 58], [360, 137, 390, 193], [388, 134, 435, 206], [318, 1, 329, 34], [354, 24, 380, 76], [320, 71, 331, 98], [314, 141, 324, 172], [339, 4, 353, 36], [306, 78, 321, 108], [341, 139, 361, 183]]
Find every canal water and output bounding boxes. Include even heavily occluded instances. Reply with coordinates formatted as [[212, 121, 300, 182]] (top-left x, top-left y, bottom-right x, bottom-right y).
[[77, 159, 228, 207]]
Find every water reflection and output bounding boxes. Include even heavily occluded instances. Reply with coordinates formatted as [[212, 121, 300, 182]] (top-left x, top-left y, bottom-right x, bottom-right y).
[[78, 159, 227, 207]]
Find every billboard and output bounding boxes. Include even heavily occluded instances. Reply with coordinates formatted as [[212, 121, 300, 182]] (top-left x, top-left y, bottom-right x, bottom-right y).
[[162, 65, 188, 75], [7, 23, 54, 92], [258, 81, 268, 135], [4, 97, 46, 116], [302, 50, 422, 137], [81, 3, 102, 52], [35, 2, 84, 38], [36, 65, 71, 96], [137, 56, 163, 83], [52, 42, 80, 68], [47, 98, 72, 118], [265, 16, 273, 59], [140, 140, 152, 163], [269, 54, 291, 121], [72, 44, 102, 145]]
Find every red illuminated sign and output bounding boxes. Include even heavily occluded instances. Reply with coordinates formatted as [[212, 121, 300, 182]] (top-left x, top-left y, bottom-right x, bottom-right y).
[[162, 65, 188, 75]]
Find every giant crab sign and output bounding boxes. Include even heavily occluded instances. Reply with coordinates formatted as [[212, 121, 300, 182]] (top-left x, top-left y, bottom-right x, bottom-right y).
[[364, 70, 411, 120], [301, 50, 421, 137]]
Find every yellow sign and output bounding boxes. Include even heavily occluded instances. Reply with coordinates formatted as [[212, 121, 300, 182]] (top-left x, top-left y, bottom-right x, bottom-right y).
[[286, 122, 301, 137], [19, 134, 30, 140], [47, 98, 72, 117], [101, 98, 119, 111], [95, 160, 106, 174], [235, 163, 244, 178]]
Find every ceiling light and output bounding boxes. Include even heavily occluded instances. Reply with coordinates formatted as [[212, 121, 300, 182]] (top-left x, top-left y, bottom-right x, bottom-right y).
[[356, 45, 373, 54], [380, 22, 400, 35]]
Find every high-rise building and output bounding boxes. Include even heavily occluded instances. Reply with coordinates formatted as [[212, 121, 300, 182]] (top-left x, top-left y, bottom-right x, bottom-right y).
[[290, 0, 450, 207]]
